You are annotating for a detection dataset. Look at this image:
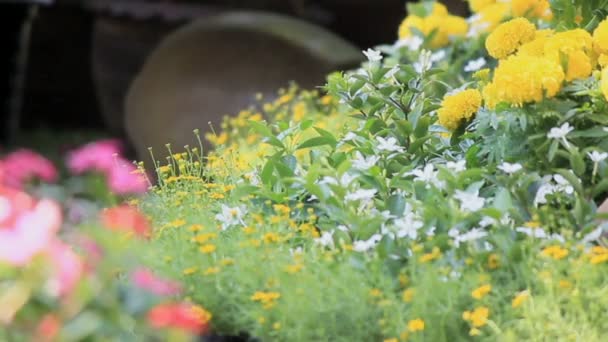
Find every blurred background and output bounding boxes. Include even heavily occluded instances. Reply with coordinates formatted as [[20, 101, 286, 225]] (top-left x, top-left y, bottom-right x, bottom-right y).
[[0, 0, 468, 158]]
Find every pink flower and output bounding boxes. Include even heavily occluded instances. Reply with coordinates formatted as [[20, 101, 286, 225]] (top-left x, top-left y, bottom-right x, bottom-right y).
[[107, 158, 149, 195], [66, 139, 123, 174], [132, 268, 182, 296], [45, 241, 83, 297], [1, 149, 58, 189], [0, 197, 62, 266]]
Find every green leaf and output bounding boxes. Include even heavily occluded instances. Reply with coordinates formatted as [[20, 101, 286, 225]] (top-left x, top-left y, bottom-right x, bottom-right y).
[[387, 194, 406, 216], [568, 149, 586, 176], [414, 116, 430, 138], [296, 136, 337, 150], [261, 159, 275, 185]]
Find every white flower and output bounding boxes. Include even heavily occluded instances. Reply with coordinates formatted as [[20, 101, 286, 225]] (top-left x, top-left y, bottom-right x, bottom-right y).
[[446, 160, 467, 173], [588, 151, 608, 163], [515, 226, 547, 238], [352, 234, 383, 252], [376, 136, 404, 153], [553, 174, 574, 194], [582, 226, 605, 243], [463, 57, 486, 72], [478, 216, 496, 228], [319, 173, 357, 187], [405, 164, 444, 189], [497, 162, 523, 174], [352, 151, 381, 171], [315, 230, 335, 247], [215, 204, 246, 230], [534, 183, 555, 206], [342, 132, 358, 142], [345, 188, 377, 202], [336, 225, 350, 232], [430, 50, 446, 62], [394, 214, 424, 239], [534, 174, 574, 206], [547, 123, 574, 147], [426, 226, 436, 236], [454, 190, 485, 212], [604, 127, 608, 132], [395, 36, 423, 51], [451, 227, 488, 247], [385, 65, 401, 79], [363, 48, 383, 62]]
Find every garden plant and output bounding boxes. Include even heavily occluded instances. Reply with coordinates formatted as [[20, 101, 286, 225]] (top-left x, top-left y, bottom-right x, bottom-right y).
[[3, 0, 608, 341]]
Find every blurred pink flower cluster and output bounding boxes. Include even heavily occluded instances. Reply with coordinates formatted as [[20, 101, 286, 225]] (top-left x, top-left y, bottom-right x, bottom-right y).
[[66, 139, 149, 194], [0, 139, 148, 195], [0, 184, 82, 323]]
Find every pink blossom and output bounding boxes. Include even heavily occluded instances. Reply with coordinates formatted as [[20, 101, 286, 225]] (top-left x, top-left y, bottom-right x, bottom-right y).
[[0, 198, 62, 266], [66, 139, 122, 174], [132, 268, 182, 296], [107, 158, 149, 195], [45, 241, 83, 297], [1, 149, 58, 189]]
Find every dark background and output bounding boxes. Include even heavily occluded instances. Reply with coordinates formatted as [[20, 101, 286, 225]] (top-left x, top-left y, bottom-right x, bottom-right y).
[[0, 0, 468, 148]]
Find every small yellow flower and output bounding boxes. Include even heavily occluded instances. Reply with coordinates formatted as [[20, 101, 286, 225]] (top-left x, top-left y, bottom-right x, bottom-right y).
[[407, 318, 425, 332], [485, 17, 536, 59], [419, 247, 442, 263], [402, 288, 415, 303], [188, 224, 204, 232], [183, 267, 198, 275], [487, 254, 500, 269], [273, 322, 282, 330], [192, 233, 217, 244], [384, 338, 398, 342], [190, 305, 212, 323], [285, 263, 303, 274], [262, 232, 281, 244], [204, 267, 220, 275], [511, 290, 530, 308], [541, 245, 569, 260], [463, 306, 489, 327], [471, 284, 492, 299], [199, 244, 217, 254], [437, 89, 482, 131], [558, 280, 573, 289], [369, 288, 383, 298]]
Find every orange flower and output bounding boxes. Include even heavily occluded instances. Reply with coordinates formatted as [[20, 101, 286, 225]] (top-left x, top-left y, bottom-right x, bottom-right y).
[[147, 302, 210, 335], [100, 205, 152, 238]]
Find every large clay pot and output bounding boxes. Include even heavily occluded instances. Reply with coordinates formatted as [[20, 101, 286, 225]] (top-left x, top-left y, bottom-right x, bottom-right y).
[[124, 11, 362, 164]]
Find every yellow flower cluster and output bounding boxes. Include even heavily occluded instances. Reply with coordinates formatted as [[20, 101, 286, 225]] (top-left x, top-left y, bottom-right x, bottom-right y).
[[541, 245, 569, 260], [407, 318, 425, 332], [437, 89, 482, 131], [462, 306, 489, 334], [468, 0, 552, 20], [471, 284, 492, 299], [485, 18, 536, 59], [511, 290, 530, 308], [398, 3, 467, 49], [589, 246, 608, 264], [251, 291, 281, 309], [482, 16, 608, 108]]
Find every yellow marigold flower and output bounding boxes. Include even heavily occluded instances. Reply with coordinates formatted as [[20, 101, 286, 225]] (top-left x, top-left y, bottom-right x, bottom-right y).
[[602, 68, 608, 102], [431, 2, 448, 16], [471, 3, 511, 33], [593, 18, 608, 55], [511, 0, 552, 20], [407, 318, 425, 332], [445, 15, 469, 37], [471, 284, 492, 299], [483, 54, 564, 108], [541, 245, 569, 260], [518, 29, 554, 56], [564, 50, 593, 81], [199, 244, 217, 254], [485, 17, 536, 59], [599, 54, 608, 67], [591, 253, 608, 264], [204, 267, 220, 275], [512, 290, 530, 308], [402, 288, 415, 303], [468, 0, 495, 13], [463, 306, 489, 327], [437, 89, 482, 131]]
